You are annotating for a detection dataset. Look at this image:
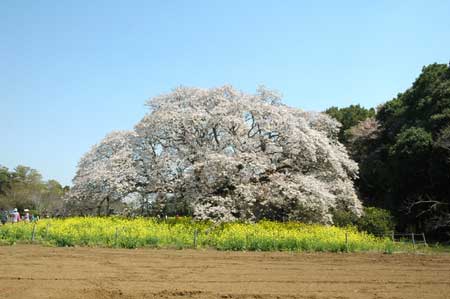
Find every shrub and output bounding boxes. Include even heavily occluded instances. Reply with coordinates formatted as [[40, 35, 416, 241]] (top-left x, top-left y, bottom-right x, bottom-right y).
[[357, 207, 395, 235], [332, 209, 358, 227]]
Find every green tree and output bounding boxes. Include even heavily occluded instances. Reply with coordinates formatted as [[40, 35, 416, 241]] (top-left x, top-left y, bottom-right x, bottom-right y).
[[357, 63, 450, 237], [325, 104, 375, 143], [0, 165, 67, 215], [0, 166, 10, 196]]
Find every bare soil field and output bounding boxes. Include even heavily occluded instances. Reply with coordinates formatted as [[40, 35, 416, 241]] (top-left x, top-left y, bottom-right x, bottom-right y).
[[0, 245, 449, 299]]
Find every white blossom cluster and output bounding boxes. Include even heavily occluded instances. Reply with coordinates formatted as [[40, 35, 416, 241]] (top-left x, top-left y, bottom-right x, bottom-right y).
[[69, 86, 363, 223], [69, 131, 149, 213]]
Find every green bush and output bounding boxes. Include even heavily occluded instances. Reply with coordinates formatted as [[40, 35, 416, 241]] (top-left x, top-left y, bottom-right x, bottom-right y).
[[357, 207, 395, 235], [331, 209, 358, 227]]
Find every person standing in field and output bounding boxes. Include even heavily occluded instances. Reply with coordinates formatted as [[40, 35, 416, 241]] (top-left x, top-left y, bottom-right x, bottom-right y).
[[1, 208, 8, 225], [11, 208, 21, 223], [23, 209, 30, 222]]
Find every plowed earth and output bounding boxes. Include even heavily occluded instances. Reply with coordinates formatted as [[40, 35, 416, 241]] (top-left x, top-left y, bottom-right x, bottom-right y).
[[0, 245, 449, 299]]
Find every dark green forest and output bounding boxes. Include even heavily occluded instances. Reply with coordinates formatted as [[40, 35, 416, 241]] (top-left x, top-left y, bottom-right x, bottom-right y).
[[326, 63, 450, 239]]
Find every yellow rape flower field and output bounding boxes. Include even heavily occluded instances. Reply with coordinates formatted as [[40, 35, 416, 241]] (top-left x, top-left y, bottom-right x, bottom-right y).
[[0, 217, 406, 253]]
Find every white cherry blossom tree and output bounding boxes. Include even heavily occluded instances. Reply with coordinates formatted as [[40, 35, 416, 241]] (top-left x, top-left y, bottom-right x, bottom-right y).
[[69, 86, 363, 223], [134, 86, 362, 223]]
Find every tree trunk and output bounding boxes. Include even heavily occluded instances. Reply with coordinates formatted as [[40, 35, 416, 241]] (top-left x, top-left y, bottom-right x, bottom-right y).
[[96, 198, 106, 216], [106, 196, 110, 216]]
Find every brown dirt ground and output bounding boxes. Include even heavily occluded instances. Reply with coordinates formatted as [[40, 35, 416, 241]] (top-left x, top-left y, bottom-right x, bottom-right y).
[[0, 245, 449, 299]]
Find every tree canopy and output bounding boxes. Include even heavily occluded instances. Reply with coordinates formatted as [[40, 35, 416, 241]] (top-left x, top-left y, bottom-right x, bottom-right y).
[[69, 86, 362, 223]]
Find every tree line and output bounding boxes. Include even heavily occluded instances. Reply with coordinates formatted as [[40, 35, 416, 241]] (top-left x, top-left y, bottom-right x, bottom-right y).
[[0, 165, 69, 216]]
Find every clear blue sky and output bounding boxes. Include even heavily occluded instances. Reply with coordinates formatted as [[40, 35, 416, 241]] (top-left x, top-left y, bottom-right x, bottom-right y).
[[1, 0, 449, 186]]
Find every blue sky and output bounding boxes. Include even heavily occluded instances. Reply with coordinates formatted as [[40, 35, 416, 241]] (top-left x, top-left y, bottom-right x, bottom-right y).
[[1, 0, 449, 186]]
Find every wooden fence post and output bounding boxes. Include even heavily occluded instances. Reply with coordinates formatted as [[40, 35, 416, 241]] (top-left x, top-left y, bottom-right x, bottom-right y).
[[345, 232, 349, 253], [193, 229, 198, 249], [421, 233, 428, 247], [31, 223, 37, 242], [114, 227, 119, 247], [45, 223, 50, 240]]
